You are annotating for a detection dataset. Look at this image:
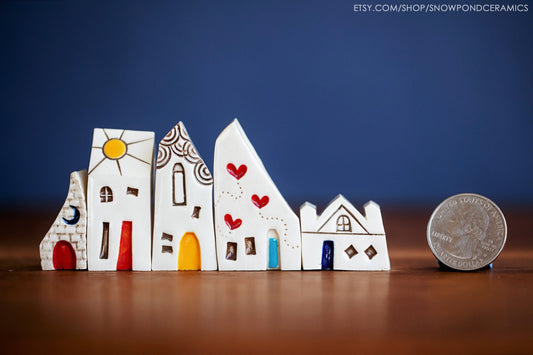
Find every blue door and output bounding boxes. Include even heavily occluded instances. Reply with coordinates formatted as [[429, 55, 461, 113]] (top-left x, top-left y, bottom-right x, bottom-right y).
[[321, 241, 334, 270], [268, 238, 279, 268]]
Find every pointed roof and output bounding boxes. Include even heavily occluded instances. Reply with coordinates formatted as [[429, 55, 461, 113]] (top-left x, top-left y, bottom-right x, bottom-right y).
[[156, 121, 213, 185], [215, 118, 292, 210], [316, 195, 370, 233]]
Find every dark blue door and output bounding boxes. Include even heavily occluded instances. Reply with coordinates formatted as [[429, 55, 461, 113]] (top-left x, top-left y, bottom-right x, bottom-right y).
[[321, 241, 334, 270]]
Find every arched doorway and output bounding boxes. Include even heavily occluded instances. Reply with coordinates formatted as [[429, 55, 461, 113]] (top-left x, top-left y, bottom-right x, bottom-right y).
[[178, 233, 201, 270], [321, 240, 334, 270], [267, 229, 280, 270], [53, 240, 76, 270]]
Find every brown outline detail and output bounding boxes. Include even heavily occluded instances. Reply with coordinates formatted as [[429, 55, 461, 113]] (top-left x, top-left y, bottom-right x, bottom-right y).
[[162, 245, 173, 254], [161, 233, 173, 242], [126, 153, 150, 165], [192, 206, 201, 219], [345, 245, 358, 259], [100, 222, 110, 259], [89, 157, 106, 175], [336, 215, 352, 232], [156, 124, 213, 186], [127, 187, 139, 196], [226, 242, 237, 261], [100, 186, 113, 203], [365, 245, 378, 260], [244, 237, 256, 255], [317, 205, 369, 234], [172, 163, 186, 206]]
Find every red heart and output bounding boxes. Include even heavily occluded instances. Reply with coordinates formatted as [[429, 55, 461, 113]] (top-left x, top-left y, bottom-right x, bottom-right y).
[[251, 194, 269, 209], [226, 163, 247, 180], [224, 214, 242, 230]]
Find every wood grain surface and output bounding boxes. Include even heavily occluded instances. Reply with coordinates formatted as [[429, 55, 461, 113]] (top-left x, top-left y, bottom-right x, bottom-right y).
[[1, 208, 532, 354]]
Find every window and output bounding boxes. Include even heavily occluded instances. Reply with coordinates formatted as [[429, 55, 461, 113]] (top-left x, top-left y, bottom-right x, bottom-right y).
[[336, 215, 351, 232], [172, 163, 186, 206], [100, 222, 109, 259], [161, 233, 173, 242], [226, 242, 237, 261], [245, 237, 256, 255], [345, 245, 358, 259], [100, 186, 113, 203], [192, 206, 201, 219], [365, 245, 377, 260], [127, 187, 139, 196], [162, 246, 173, 254]]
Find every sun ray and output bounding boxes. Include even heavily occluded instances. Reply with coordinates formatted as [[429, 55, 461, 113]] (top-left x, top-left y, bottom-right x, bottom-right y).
[[128, 138, 153, 145], [103, 129, 110, 140], [88, 157, 106, 175], [116, 160, 123, 176], [92, 146, 103, 149], [126, 153, 151, 165], [119, 130, 125, 140]]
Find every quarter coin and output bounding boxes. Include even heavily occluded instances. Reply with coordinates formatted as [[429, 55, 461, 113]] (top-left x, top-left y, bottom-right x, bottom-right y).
[[427, 193, 507, 271]]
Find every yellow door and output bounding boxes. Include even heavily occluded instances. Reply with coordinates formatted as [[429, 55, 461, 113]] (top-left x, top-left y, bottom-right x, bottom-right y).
[[178, 232, 201, 270]]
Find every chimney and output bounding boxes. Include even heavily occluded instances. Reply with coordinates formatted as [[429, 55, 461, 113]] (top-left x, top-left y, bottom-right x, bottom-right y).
[[363, 201, 385, 235], [299, 202, 318, 232]]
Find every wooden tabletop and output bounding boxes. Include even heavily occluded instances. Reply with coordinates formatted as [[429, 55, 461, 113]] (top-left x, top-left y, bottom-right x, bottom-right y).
[[1, 207, 532, 354]]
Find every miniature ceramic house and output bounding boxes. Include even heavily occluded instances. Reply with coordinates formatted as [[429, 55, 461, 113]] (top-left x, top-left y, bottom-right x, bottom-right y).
[[40, 170, 88, 270], [152, 122, 217, 271], [214, 119, 301, 271], [87, 128, 154, 271], [301, 195, 390, 270]]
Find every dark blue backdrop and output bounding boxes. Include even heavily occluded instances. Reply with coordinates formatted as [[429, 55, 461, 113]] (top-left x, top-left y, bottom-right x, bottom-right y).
[[1, 1, 532, 207]]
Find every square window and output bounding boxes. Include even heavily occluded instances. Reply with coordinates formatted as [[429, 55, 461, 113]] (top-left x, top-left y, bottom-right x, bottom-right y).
[[162, 245, 173, 254], [161, 233, 173, 242], [192, 206, 201, 219], [245, 237, 256, 255], [365, 245, 378, 260], [345, 245, 358, 259], [127, 187, 139, 196], [226, 242, 237, 261]]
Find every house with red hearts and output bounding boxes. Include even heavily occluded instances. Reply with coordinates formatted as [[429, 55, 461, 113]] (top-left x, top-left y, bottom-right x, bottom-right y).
[[213, 119, 301, 270]]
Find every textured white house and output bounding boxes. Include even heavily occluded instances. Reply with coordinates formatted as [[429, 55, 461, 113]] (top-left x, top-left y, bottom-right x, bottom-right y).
[[152, 122, 217, 271], [87, 128, 154, 271], [214, 119, 301, 271], [301, 195, 390, 271], [40, 170, 88, 270]]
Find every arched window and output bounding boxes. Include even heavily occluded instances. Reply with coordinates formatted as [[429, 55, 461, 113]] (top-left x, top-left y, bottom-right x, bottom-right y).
[[100, 186, 113, 203], [336, 215, 351, 232], [173, 163, 186, 206]]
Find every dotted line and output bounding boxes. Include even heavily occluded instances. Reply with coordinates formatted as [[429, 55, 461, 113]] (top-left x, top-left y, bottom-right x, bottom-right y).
[[215, 181, 243, 205], [258, 212, 299, 250]]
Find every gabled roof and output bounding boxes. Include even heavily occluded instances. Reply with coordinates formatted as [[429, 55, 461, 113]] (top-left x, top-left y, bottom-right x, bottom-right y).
[[316, 195, 369, 233]]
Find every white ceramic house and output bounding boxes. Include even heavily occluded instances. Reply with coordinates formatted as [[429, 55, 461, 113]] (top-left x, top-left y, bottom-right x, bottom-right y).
[[301, 195, 390, 270], [152, 122, 217, 271], [87, 128, 154, 271], [40, 170, 88, 270], [214, 119, 301, 271]]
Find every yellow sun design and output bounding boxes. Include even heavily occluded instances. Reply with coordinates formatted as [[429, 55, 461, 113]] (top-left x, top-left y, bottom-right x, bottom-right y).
[[103, 139, 127, 159], [89, 129, 152, 176]]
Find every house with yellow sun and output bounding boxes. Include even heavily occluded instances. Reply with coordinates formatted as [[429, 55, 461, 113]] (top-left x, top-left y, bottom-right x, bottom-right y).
[[87, 128, 154, 271]]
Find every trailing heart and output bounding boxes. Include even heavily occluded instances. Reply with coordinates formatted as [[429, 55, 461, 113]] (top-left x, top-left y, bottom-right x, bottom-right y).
[[224, 214, 242, 230], [226, 163, 247, 180], [251, 194, 269, 209]]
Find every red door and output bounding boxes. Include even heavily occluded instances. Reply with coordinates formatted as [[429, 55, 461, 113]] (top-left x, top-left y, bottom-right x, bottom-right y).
[[53, 241, 76, 270], [117, 221, 132, 270]]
